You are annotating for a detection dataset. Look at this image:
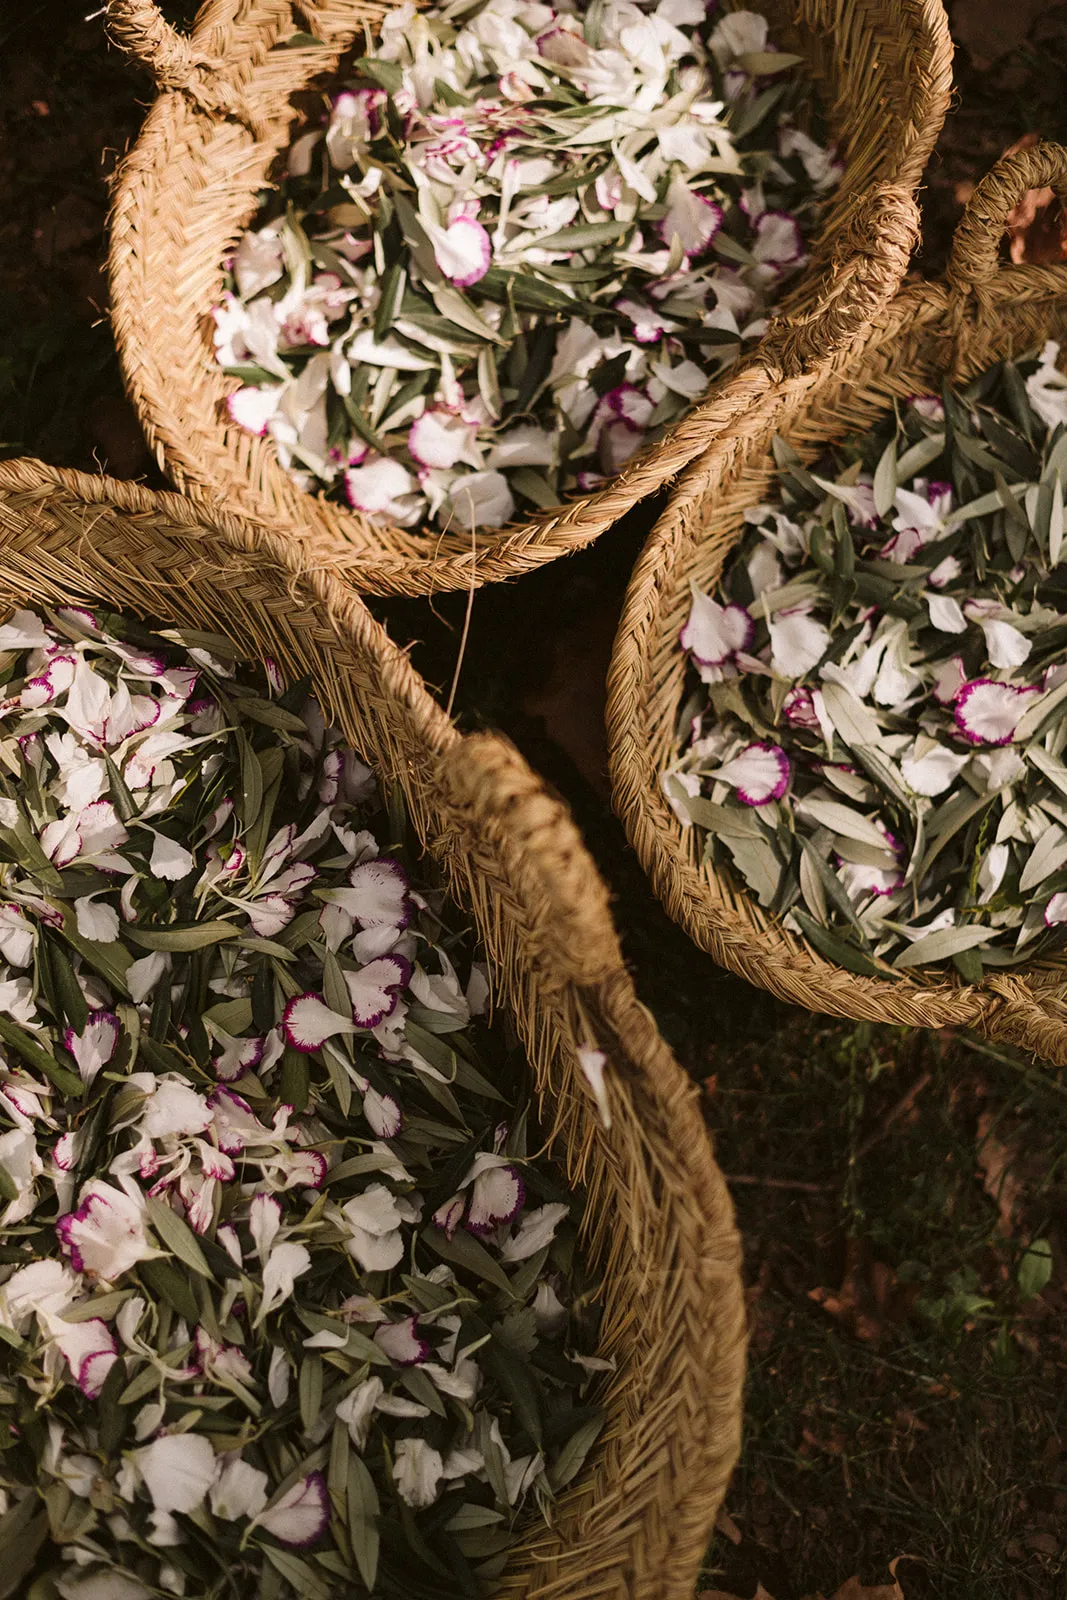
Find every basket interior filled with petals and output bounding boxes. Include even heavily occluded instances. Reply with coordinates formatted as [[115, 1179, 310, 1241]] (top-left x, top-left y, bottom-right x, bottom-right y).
[[607, 143, 1067, 1064], [105, 0, 951, 594], [0, 458, 744, 1599]]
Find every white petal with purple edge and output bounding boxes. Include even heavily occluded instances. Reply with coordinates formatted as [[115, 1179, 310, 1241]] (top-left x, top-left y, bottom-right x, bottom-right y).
[[659, 178, 722, 255], [409, 409, 482, 470], [255, 1472, 329, 1547], [363, 1086, 403, 1138], [768, 609, 831, 677], [1045, 892, 1067, 926], [433, 217, 492, 287], [432, 1194, 466, 1239], [64, 1010, 120, 1086], [714, 743, 790, 806], [954, 680, 1038, 746], [282, 993, 356, 1053], [680, 589, 754, 667], [467, 1163, 525, 1235], [345, 955, 412, 1028], [49, 1316, 118, 1399], [374, 1315, 429, 1367], [752, 208, 804, 268], [345, 858, 410, 927]]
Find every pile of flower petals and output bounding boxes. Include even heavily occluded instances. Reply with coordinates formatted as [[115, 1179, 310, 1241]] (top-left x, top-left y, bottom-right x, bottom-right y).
[[667, 343, 1067, 978], [215, 0, 839, 529], [0, 607, 603, 1599]]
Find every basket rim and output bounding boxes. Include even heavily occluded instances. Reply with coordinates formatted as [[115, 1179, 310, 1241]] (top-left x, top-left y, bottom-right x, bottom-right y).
[[0, 453, 747, 1599], [606, 255, 1067, 1064], [105, 0, 952, 595]]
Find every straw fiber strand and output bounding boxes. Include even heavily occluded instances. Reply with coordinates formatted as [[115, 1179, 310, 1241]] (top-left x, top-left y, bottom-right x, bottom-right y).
[[105, 0, 951, 594], [607, 143, 1067, 1065], [0, 456, 746, 1599]]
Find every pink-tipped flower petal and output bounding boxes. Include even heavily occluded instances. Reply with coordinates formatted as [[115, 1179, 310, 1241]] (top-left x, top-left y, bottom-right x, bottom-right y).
[[714, 742, 790, 806], [346, 858, 412, 928], [256, 1472, 330, 1548], [615, 297, 667, 344], [598, 417, 644, 473], [56, 1179, 155, 1280], [680, 590, 754, 667], [783, 686, 820, 729], [214, 1035, 265, 1082], [659, 178, 723, 256], [51, 1317, 118, 1399], [604, 383, 654, 429], [64, 1009, 120, 1087], [536, 23, 589, 66], [953, 679, 1039, 747], [282, 993, 355, 1054], [362, 1086, 403, 1138], [344, 457, 417, 515], [432, 1194, 466, 1240], [768, 607, 831, 677], [374, 1315, 430, 1367], [227, 386, 281, 436], [466, 1162, 525, 1235], [433, 217, 492, 287], [752, 209, 804, 270], [1045, 892, 1067, 926], [408, 409, 482, 470], [837, 858, 905, 899]]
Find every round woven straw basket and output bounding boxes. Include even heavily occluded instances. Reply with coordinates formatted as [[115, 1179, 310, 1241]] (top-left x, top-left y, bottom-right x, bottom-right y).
[[104, 0, 952, 597], [0, 454, 745, 1599], [607, 143, 1067, 1067]]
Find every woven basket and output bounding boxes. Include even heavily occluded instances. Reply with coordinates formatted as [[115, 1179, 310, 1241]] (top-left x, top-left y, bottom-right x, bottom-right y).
[[607, 142, 1067, 1066], [104, 0, 952, 597], [0, 455, 745, 1599]]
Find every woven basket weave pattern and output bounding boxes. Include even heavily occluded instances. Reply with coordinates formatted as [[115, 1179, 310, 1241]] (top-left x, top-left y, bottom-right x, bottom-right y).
[[105, 0, 950, 595], [0, 456, 746, 1599], [607, 143, 1067, 1066]]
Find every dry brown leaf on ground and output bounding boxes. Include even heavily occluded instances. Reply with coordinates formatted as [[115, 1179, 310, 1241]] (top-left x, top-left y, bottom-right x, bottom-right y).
[[808, 1238, 919, 1345], [714, 1506, 743, 1545], [975, 1110, 1024, 1236]]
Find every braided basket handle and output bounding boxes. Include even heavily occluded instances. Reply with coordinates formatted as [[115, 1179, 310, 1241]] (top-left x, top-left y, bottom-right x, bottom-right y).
[[774, 184, 921, 379], [982, 975, 1067, 1066], [946, 141, 1067, 305], [433, 734, 622, 991], [104, 0, 205, 88]]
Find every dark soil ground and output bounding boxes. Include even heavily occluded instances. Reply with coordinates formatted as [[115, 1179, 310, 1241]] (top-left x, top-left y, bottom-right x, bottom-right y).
[[2, 2, 1067, 1596]]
